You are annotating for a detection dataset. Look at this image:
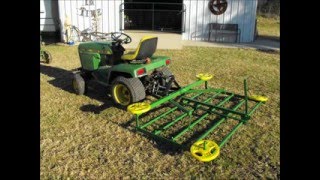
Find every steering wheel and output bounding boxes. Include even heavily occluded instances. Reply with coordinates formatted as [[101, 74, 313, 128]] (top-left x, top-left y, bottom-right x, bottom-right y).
[[110, 32, 132, 44]]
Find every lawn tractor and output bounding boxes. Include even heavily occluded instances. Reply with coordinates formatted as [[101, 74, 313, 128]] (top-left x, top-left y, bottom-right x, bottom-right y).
[[72, 32, 268, 162], [72, 32, 180, 106]]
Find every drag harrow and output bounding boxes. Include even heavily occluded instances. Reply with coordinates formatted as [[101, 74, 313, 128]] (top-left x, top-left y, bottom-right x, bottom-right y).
[[127, 73, 267, 162]]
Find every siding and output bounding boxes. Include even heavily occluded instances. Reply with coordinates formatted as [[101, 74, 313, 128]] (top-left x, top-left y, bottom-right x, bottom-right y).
[[54, 0, 257, 42], [182, 0, 257, 42], [40, 0, 59, 32], [58, 0, 123, 42]]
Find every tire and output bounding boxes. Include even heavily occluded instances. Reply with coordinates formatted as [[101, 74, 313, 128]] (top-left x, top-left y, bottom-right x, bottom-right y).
[[43, 50, 52, 64], [111, 76, 146, 106], [72, 73, 86, 95]]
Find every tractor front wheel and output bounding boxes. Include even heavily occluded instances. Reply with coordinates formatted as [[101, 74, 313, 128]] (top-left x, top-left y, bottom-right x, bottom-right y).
[[111, 77, 146, 107], [43, 50, 52, 64], [72, 73, 87, 95]]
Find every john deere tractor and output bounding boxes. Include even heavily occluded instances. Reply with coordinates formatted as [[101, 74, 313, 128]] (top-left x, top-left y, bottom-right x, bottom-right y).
[[72, 32, 180, 107]]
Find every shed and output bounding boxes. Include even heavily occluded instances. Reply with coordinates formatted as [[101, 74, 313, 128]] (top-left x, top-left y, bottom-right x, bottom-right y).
[[42, 0, 258, 43]]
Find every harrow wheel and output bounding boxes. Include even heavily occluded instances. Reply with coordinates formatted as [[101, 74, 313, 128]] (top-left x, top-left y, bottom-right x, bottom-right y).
[[249, 95, 268, 102], [196, 73, 213, 81], [127, 102, 151, 115], [190, 140, 220, 162]]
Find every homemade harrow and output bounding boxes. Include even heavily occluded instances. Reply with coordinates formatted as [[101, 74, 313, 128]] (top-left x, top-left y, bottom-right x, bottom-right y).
[[127, 74, 267, 162]]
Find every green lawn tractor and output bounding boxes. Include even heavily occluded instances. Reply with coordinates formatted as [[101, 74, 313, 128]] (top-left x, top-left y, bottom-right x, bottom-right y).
[[72, 32, 180, 106], [72, 32, 268, 162]]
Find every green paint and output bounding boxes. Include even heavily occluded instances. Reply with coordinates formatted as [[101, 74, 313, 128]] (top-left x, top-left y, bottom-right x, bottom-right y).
[[172, 93, 232, 141], [244, 79, 248, 114], [181, 97, 246, 116], [139, 92, 204, 129], [196, 100, 246, 142], [79, 52, 101, 71], [110, 56, 170, 78], [219, 122, 243, 147], [150, 80, 204, 109]]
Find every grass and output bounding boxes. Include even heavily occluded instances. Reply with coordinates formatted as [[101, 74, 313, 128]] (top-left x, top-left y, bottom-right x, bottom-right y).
[[40, 45, 279, 179], [257, 15, 280, 38]]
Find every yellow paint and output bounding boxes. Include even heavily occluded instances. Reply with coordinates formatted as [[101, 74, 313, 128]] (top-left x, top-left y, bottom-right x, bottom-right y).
[[249, 95, 268, 102], [196, 73, 213, 81], [127, 102, 151, 115], [121, 36, 157, 61], [113, 84, 131, 106], [190, 140, 220, 162]]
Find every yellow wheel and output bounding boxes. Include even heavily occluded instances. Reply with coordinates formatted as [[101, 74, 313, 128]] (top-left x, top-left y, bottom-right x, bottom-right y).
[[127, 102, 151, 115], [113, 84, 131, 106], [249, 95, 268, 102], [190, 140, 220, 162], [111, 77, 146, 107], [196, 73, 213, 81]]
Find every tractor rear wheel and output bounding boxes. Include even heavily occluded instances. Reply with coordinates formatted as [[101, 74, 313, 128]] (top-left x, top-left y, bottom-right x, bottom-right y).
[[72, 73, 87, 95], [111, 77, 146, 106], [43, 50, 52, 64]]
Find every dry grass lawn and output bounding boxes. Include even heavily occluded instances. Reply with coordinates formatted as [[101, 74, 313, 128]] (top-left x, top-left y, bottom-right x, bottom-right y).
[[257, 16, 280, 38], [41, 45, 279, 179]]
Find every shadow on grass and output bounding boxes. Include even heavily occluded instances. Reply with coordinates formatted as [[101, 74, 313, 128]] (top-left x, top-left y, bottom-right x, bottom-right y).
[[40, 64, 183, 155], [257, 35, 280, 42], [118, 104, 184, 155], [40, 64, 121, 113], [256, 48, 279, 54]]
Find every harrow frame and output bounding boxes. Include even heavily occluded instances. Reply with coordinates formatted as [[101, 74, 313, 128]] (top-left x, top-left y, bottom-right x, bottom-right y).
[[128, 76, 266, 161]]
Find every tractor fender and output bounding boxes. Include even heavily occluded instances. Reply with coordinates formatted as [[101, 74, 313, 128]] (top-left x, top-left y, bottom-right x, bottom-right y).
[[107, 70, 132, 84]]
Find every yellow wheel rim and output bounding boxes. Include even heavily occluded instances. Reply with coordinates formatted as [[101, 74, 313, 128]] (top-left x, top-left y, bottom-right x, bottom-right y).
[[196, 73, 213, 81], [127, 102, 151, 115], [113, 84, 131, 106], [190, 140, 220, 162], [249, 95, 268, 102]]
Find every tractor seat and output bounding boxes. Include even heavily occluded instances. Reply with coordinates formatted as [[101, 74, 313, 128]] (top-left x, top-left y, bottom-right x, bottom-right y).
[[121, 36, 158, 61]]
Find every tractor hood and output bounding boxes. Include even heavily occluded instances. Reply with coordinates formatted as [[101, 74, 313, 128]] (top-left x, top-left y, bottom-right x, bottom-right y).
[[78, 41, 113, 55]]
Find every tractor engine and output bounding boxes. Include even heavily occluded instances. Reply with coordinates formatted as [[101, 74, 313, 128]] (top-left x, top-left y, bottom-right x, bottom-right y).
[[142, 67, 180, 97]]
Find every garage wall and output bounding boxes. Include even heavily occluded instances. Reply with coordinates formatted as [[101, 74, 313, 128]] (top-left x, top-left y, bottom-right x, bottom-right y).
[[40, 0, 60, 32], [183, 0, 258, 42], [48, 0, 257, 43], [58, 0, 124, 42]]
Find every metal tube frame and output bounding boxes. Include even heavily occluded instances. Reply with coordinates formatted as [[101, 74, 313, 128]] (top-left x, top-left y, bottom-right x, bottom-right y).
[[134, 79, 265, 151]]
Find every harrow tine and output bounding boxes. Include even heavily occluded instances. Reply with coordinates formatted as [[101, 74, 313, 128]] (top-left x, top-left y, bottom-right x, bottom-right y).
[[196, 100, 245, 142], [172, 93, 235, 141], [153, 91, 224, 136], [139, 92, 204, 129]]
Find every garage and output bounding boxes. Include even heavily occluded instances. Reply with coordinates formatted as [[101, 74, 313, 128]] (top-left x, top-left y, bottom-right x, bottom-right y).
[[54, 0, 257, 43], [40, 0, 61, 42], [121, 0, 185, 32]]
